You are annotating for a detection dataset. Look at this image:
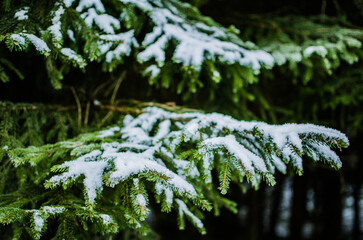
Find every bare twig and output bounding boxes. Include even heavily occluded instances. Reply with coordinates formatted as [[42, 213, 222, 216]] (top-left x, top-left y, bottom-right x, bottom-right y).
[[321, 0, 327, 15], [70, 86, 82, 128], [84, 101, 90, 126], [99, 111, 114, 128], [99, 105, 143, 114], [110, 71, 127, 105], [92, 78, 114, 99]]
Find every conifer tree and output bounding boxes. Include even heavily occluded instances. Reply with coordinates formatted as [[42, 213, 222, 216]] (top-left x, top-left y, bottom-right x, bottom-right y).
[[0, 0, 359, 239]]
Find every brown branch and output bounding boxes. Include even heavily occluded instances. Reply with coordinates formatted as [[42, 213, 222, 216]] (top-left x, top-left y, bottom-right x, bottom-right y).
[[92, 78, 114, 99], [70, 86, 82, 128], [98, 105, 143, 114], [110, 71, 126, 105], [99, 111, 114, 128], [84, 101, 90, 126]]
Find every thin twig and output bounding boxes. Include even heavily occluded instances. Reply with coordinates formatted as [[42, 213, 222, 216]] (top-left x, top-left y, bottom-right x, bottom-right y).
[[99, 105, 143, 114], [70, 86, 82, 128], [321, 0, 327, 15], [99, 111, 113, 128], [84, 101, 90, 126], [92, 78, 114, 98], [110, 71, 127, 105]]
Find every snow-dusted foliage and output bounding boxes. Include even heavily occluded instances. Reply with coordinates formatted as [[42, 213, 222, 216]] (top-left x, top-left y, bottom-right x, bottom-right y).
[[14, 7, 29, 21], [3, 0, 273, 91], [246, 15, 363, 84], [9, 106, 345, 234], [128, 0, 273, 69], [1, 0, 356, 238]]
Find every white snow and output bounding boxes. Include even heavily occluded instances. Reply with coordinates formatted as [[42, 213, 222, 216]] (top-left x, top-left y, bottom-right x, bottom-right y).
[[144, 65, 160, 79], [174, 159, 200, 178], [138, 35, 168, 64], [99, 214, 114, 225], [10, 34, 26, 45], [47, 4, 65, 45], [105, 36, 137, 62], [32, 211, 45, 232], [48, 150, 108, 204], [308, 142, 342, 168], [303, 46, 328, 58], [271, 155, 287, 173], [122, 0, 153, 11], [202, 152, 213, 183], [64, 0, 75, 7], [153, 120, 171, 142], [99, 126, 121, 138], [76, 0, 106, 12], [155, 182, 174, 206], [28, 207, 65, 233], [93, 99, 101, 106], [22, 33, 50, 53], [282, 146, 303, 172], [61, 48, 84, 64], [99, 31, 134, 42], [42, 206, 65, 214], [98, 30, 138, 63], [133, 1, 274, 70], [50, 119, 199, 205], [48, 106, 348, 218], [136, 194, 147, 207], [107, 151, 196, 196], [82, 8, 120, 34], [14, 7, 29, 20], [175, 199, 204, 229], [67, 29, 76, 42], [27, 206, 65, 233], [202, 135, 268, 174], [133, 177, 139, 188]]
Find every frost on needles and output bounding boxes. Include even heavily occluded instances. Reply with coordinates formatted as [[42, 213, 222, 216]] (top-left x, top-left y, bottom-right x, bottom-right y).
[[3, 0, 273, 92], [6, 107, 348, 236]]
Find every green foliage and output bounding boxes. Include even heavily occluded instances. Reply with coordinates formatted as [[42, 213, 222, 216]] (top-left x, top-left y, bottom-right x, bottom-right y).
[[247, 15, 363, 83], [0, 58, 24, 83], [193, 13, 363, 126], [0, 102, 79, 148], [0, 105, 348, 239], [0, 0, 358, 239], [0, 0, 273, 100]]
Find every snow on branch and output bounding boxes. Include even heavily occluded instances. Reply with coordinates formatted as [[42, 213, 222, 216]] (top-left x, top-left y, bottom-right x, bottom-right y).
[[45, 106, 348, 205], [127, 0, 274, 70], [7, 106, 348, 233], [14, 7, 29, 21], [47, 3, 65, 47], [5, 0, 276, 91]]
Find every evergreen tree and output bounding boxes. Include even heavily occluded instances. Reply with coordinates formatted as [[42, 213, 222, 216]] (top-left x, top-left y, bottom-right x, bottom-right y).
[[0, 0, 359, 239]]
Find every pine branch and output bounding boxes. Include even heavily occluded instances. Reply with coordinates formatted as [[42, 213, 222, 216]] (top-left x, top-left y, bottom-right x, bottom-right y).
[[0, 105, 348, 238]]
